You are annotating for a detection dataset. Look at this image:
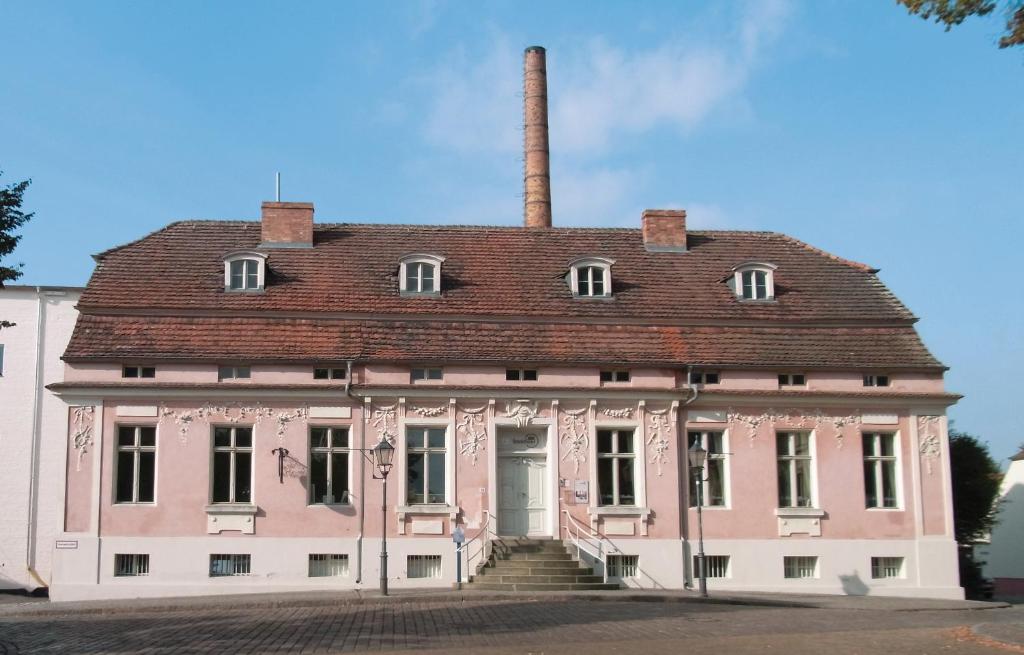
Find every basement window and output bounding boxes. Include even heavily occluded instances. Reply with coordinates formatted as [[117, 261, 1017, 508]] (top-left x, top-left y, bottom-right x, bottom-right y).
[[407, 555, 443, 579], [122, 365, 156, 379], [114, 553, 150, 577], [607, 554, 639, 578]]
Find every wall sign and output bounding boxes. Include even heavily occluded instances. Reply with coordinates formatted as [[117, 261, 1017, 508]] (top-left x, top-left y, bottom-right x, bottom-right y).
[[55, 540, 78, 550], [574, 480, 589, 504]]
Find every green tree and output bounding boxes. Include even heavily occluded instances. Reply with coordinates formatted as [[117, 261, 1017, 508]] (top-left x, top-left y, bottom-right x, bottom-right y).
[[949, 428, 1003, 598], [0, 169, 35, 329], [897, 0, 1024, 48]]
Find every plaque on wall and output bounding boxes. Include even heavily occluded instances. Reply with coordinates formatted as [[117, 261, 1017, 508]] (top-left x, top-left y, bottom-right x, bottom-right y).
[[574, 480, 589, 504]]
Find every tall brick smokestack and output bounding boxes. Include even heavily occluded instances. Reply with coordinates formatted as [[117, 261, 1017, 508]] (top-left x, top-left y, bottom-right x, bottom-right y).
[[523, 46, 552, 229]]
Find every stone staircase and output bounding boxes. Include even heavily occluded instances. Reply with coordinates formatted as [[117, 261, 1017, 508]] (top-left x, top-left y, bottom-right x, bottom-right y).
[[461, 538, 620, 592]]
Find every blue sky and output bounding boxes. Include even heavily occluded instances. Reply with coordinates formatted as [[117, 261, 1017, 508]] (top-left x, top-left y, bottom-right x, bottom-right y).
[[2, 1, 1022, 461]]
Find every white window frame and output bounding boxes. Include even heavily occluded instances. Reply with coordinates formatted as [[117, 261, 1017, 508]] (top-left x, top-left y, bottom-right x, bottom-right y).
[[399, 254, 444, 296], [223, 251, 267, 292], [115, 425, 157, 504], [731, 261, 777, 301], [777, 373, 806, 387], [607, 554, 639, 578], [411, 367, 443, 382], [783, 555, 818, 579], [211, 426, 254, 504], [689, 370, 720, 386], [313, 367, 347, 380], [506, 368, 538, 381], [122, 365, 156, 379], [309, 426, 352, 505], [863, 374, 891, 387], [114, 553, 150, 577], [407, 554, 443, 578], [209, 553, 252, 577], [863, 432, 901, 509], [687, 430, 729, 508], [870, 556, 904, 579], [776, 431, 817, 509], [308, 553, 349, 577], [405, 426, 448, 505], [569, 257, 614, 298], [596, 428, 637, 507], [693, 554, 731, 579], [218, 365, 251, 381]]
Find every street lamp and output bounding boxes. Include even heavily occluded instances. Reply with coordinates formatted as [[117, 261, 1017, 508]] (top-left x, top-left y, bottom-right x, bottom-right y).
[[372, 439, 395, 596], [687, 440, 709, 598]]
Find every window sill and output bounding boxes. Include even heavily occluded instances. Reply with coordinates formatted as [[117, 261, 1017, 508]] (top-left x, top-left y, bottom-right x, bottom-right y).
[[113, 502, 156, 506], [774, 507, 825, 518], [865, 507, 904, 512], [205, 503, 258, 515], [689, 505, 730, 511], [587, 506, 652, 520], [397, 504, 458, 518]]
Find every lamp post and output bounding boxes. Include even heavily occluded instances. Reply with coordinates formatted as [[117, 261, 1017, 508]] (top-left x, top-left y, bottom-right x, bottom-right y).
[[687, 440, 709, 598], [372, 440, 395, 596]]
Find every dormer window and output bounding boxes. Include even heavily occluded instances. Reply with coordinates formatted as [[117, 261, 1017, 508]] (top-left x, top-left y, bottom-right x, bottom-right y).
[[730, 262, 777, 301], [399, 254, 444, 296], [223, 252, 267, 292], [569, 257, 614, 298]]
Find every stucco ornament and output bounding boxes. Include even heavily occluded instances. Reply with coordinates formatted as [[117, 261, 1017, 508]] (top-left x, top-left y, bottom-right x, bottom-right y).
[[274, 407, 308, 442], [559, 407, 589, 474], [918, 416, 943, 475], [504, 400, 539, 429], [371, 404, 398, 445], [411, 404, 448, 418], [70, 406, 95, 471], [646, 409, 671, 476], [829, 411, 862, 450], [727, 407, 785, 446], [159, 402, 298, 444], [601, 406, 634, 419], [457, 413, 487, 465]]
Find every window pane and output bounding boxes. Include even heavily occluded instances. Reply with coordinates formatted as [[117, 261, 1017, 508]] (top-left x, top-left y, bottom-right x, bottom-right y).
[[407, 453, 425, 504], [864, 461, 879, 508], [332, 428, 350, 449], [234, 428, 253, 448], [245, 260, 258, 288], [212, 452, 232, 502], [882, 460, 897, 508], [230, 260, 244, 289], [310, 452, 328, 503], [591, 275, 604, 295], [331, 452, 349, 502], [234, 452, 252, 503], [597, 430, 613, 454], [578, 273, 590, 296], [689, 469, 699, 508], [778, 462, 792, 507], [704, 372, 719, 384], [428, 368, 442, 380], [755, 271, 767, 298], [597, 458, 615, 505], [793, 434, 810, 456], [137, 451, 155, 502], [707, 459, 725, 506], [407, 428, 425, 449], [877, 375, 889, 386], [617, 458, 635, 505], [405, 265, 418, 291], [218, 365, 233, 380], [214, 428, 232, 448], [235, 366, 251, 379], [795, 459, 812, 507], [411, 368, 425, 381], [116, 452, 135, 502], [140, 367, 156, 378], [687, 432, 700, 449], [617, 431, 633, 454], [523, 369, 538, 381], [123, 366, 139, 378], [427, 428, 445, 449], [506, 369, 519, 381], [862, 434, 875, 457], [118, 426, 137, 447], [792, 374, 805, 385], [139, 427, 156, 447], [427, 453, 445, 503], [708, 432, 724, 454], [311, 428, 330, 449], [421, 268, 435, 292], [880, 435, 895, 457], [600, 370, 613, 382], [776, 434, 790, 457], [314, 368, 329, 380], [742, 270, 753, 298]]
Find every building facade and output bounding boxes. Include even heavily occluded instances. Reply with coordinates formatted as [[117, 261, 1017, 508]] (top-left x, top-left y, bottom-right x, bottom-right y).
[[0, 285, 83, 592], [980, 449, 1024, 597], [45, 47, 961, 601]]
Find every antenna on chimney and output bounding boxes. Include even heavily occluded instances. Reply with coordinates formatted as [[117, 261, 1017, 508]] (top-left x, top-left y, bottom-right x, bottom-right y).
[[275, 172, 281, 202]]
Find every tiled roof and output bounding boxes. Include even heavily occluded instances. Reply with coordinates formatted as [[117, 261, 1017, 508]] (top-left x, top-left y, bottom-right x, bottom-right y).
[[63, 314, 942, 369], [80, 222, 914, 323]]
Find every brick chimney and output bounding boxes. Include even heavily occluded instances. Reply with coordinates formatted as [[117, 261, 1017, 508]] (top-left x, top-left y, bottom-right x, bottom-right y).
[[641, 209, 687, 252], [523, 46, 552, 229], [260, 202, 314, 248]]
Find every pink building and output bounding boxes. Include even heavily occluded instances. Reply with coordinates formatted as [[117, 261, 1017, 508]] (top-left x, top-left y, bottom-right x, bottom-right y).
[[47, 47, 961, 601]]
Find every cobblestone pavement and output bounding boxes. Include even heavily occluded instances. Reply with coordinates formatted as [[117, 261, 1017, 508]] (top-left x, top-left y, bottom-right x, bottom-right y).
[[0, 599, 1021, 654]]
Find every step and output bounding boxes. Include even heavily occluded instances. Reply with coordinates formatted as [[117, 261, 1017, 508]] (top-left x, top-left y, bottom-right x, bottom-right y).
[[476, 565, 594, 577], [471, 574, 605, 584], [497, 552, 574, 561], [462, 582, 621, 592], [493, 541, 569, 553]]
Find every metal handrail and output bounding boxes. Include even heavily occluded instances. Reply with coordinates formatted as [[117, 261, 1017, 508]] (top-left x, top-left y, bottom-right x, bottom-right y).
[[457, 510, 495, 582], [561, 509, 618, 584]]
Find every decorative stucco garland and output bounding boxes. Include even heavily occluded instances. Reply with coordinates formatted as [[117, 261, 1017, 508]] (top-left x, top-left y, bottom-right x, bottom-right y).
[[71, 406, 95, 471], [601, 406, 634, 419], [646, 408, 671, 476], [410, 404, 448, 418], [159, 402, 306, 444], [918, 416, 943, 475], [726, 407, 862, 449], [559, 407, 589, 474]]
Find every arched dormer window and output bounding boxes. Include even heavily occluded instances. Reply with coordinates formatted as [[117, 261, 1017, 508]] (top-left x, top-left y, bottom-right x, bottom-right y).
[[399, 254, 444, 296], [568, 257, 614, 298], [223, 251, 268, 292], [730, 261, 777, 301]]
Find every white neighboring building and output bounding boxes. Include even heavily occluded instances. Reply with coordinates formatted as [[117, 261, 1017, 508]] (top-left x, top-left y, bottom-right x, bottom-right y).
[[0, 285, 82, 592], [982, 448, 1024, 597]]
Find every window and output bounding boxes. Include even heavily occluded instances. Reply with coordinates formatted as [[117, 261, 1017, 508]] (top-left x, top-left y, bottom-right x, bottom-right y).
[[407, 427, 446, 504], [569, 257, 614, 298], [218, 365, 251, 381], [399, 254, 444, 296], [687, 431, 727, 507], [777, 432, 814, 508], [212, 427, 253, 504], [600, 370, 630, 383], [689, 370, 719, 385], [693, 555, 730, 579], [778, 373, 806, 387], [313, 367, 347, 380], [122, 365, 156, 379], [863, 433, 899, 509], [863, 374, 890, 387], [505, 368, 538, 381], [114, 554, 150, 577], [597, 429, 636, 506], [309, 554, 349, 577], [210, 554, 251, 577], [411, 367, 443, 382], [607, 555, 639, 578], [731, 262, 777, 301], [871, 556, 904, 579], [310, 427, 350, 505], [783, 556, 818, 579], [116, 426, 156, 503], [223, 252, 267, 291], [408, 555, 443, 579]]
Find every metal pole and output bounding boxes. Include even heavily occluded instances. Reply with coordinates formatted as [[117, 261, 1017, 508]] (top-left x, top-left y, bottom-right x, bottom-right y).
[[696, 465, 707, 598], [380, 474, 389, 596], [456, 544, 462, 589]]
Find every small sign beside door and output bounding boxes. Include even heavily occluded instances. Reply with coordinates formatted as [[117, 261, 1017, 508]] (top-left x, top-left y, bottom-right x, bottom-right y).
[[573, 480, 589, 504], [55, 540, 78, 550]]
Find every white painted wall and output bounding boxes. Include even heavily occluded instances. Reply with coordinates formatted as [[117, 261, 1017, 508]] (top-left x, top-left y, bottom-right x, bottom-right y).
[[981, 456, 1024, 581], [0, 286, 81, 591]]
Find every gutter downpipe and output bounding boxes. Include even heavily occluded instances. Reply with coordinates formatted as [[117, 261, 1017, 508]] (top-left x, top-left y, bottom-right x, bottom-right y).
[[681, 364, 699, 591], [25, 288, 48, 589], [344, 360, 367, 584]]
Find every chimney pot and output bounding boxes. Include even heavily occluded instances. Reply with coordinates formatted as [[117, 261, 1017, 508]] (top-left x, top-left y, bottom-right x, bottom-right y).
[[261, 201, 314, 248], [641, 209, 687, 252], [523, 46, 552, 229]]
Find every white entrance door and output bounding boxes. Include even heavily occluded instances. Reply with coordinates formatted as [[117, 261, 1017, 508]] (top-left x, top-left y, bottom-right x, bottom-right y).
[[498, 456, 547, 536]]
